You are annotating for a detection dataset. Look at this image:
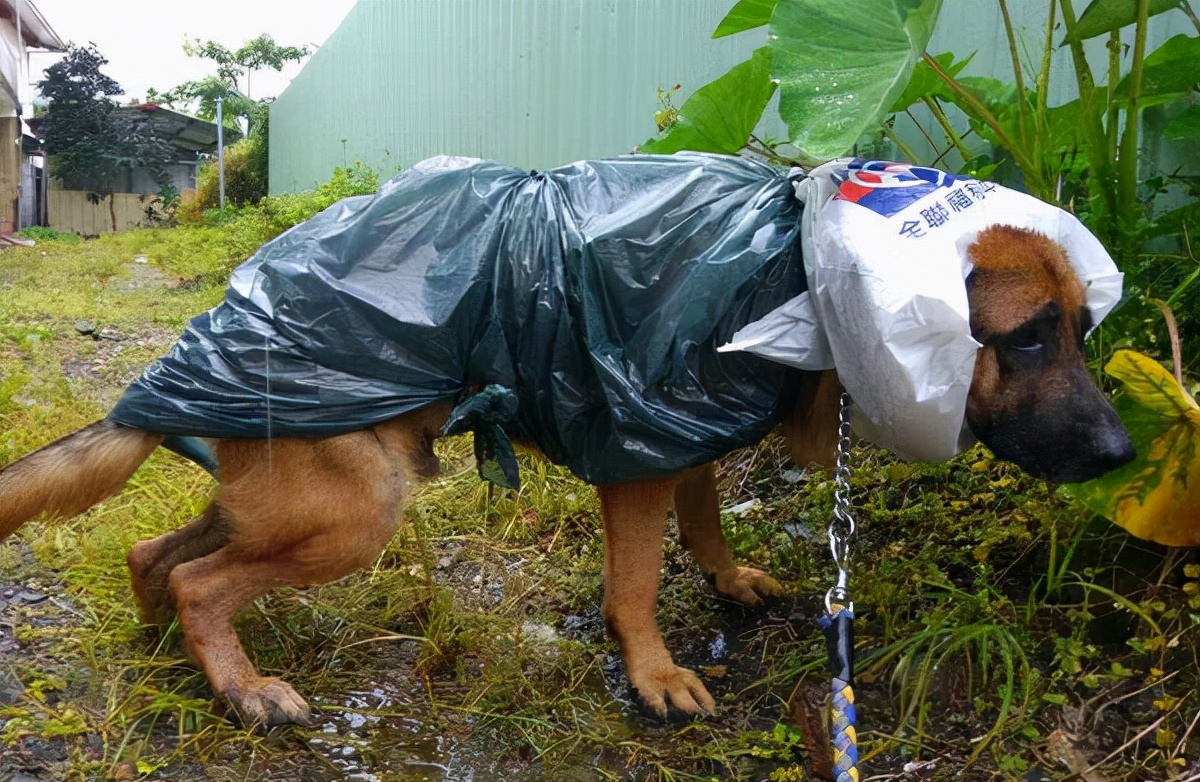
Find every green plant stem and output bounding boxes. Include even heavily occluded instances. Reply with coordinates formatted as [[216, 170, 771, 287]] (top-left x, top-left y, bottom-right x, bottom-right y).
[[931, 124, 978, 167], [881, 123, 923, 165], [921, 97, 972, 163], [743, 142, 792, 167], [904, 107, 941, 153], [1116, 0, 1152, 256], [1165, 265, 1200, 310], [1148, 298, 1185, 387], [1035, 3, 1055, 117], [1179, 0, 1200, 36], [1067, 580, 1165, 636], [747, 135, 823, 169], [1035, 1, 1057, 169], [1106, 31, 1121, 162], [1046, 523, 1058, 597], [1058, 0, 1118, 241], [920, 52, 1042, 192], [997, 0, 1029, 152]]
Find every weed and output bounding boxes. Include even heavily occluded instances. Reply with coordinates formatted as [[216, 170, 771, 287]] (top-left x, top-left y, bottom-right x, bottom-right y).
[[16, 226, 82, 244]]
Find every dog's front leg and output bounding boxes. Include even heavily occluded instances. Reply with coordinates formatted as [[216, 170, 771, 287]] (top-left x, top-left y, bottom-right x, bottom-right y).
[[597, 478, 715, 718], [674, 464, 783, 605]]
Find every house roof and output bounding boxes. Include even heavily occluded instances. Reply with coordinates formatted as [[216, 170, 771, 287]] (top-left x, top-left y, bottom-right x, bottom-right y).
[[121, 103, 243, 154], [26, 104, 241, 157], [0, 0, 66, 51]]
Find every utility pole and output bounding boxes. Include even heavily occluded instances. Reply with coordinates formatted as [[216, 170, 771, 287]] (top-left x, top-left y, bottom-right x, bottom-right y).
[[216, 96, 225, 208]]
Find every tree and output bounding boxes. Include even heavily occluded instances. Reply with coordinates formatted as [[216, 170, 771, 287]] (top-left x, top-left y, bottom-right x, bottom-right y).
[[152, 34, 312, 207], [158, 34, 311, 137], [36, 44, 176, 231]]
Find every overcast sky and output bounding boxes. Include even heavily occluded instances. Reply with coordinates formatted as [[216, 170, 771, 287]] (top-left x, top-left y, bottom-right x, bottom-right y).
[[27, 0, 358, 105]]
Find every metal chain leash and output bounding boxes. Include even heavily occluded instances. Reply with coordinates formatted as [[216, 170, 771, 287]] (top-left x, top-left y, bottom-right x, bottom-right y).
[[826, 391, 856, 612]]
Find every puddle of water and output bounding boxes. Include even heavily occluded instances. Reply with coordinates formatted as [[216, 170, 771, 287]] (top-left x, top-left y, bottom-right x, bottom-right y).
[[298, 649, 650, 782]]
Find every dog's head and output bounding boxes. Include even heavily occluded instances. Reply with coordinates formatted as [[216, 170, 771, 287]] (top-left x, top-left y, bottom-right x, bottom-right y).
[[964, 225, 1134, 483]]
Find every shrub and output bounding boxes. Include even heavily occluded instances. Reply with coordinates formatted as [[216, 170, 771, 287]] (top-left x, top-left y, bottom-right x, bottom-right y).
[[228, 133, 269, 206], [16, 226, 82, 244], [173, 161, 381, 278], [177, 135, 269, 223]]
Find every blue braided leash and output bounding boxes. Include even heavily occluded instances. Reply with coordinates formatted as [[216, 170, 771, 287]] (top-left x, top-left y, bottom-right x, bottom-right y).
[[819, 605, 858, 782]]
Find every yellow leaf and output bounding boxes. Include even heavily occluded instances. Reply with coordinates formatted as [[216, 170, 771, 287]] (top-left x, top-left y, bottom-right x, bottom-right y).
[[1109, 424, 1200, 547], [1074, 351, 1200, 547], [1105, 350, 1198, 416]]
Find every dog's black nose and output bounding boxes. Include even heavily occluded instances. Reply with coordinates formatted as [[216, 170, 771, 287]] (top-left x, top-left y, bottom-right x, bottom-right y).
[[1058, 422, 1136, 483], [1034, 412, 1136, 484], [1092, 426, 1136, 473]]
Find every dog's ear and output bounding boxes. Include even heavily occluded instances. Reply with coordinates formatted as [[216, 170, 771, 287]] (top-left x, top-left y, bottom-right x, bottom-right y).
[[966, 224, 1087, 338], [782, 369, 842, 470]]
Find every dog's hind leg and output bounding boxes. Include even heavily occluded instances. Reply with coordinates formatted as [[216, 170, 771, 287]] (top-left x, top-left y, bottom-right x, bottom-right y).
[[127, 504, 231, 626], [598, 477, 715, 718], [166, 406, 447, 727], [168, 545, 318, 725], [673, 464, 783, 606]]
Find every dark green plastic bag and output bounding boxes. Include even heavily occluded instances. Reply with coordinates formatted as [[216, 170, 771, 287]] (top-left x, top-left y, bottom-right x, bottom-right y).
[[110, 153, 806, 485]]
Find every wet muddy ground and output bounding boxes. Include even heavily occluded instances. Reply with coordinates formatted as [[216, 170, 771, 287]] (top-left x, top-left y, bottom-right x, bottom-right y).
[[0, 533, 822, 781]]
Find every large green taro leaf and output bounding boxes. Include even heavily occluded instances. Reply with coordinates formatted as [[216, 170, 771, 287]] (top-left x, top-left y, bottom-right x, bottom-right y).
[[640, 46, 776, 155], [1064, 0, 1185, 43], [771, 0, 942, 159]]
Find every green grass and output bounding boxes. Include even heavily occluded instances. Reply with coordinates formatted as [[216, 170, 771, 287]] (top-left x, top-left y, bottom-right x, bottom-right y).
[[0, 229, 1197, 780]]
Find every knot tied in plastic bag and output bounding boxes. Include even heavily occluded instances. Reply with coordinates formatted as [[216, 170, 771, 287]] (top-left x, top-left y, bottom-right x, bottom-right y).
[[441, 385, 521, 490]]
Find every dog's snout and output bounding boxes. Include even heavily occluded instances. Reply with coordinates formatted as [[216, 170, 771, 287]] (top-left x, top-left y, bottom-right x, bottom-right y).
[[1042, 432, 1134, 484], [1087, 420, 1136, 475], [1075, 376, 1136, 480], [1053, 402, 1136, 483], [971, 368, 1137, 485]]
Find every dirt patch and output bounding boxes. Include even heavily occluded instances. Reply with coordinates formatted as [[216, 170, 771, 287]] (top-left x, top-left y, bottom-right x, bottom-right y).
[[58, 324, 180, 408], [0, 548, 92, 780], [109, 256, 180, 292]]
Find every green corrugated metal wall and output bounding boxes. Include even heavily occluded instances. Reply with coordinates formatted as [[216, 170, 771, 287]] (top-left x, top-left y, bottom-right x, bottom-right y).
[[269, 0, 765, 193], [270, 0, 1197, 195]]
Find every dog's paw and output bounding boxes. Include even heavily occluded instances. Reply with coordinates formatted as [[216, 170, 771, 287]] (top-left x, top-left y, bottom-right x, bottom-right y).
[[713, 566, 783, 605], [629, 663, 716, 719], [224, 677, 314, 728]]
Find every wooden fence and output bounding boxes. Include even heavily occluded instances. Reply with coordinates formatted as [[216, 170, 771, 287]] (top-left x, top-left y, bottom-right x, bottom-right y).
[[48, 190, 158, 235]]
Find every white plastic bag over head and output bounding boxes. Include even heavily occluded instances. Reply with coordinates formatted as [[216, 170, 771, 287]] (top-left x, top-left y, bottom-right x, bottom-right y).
[[721, 159, 1123, 462]]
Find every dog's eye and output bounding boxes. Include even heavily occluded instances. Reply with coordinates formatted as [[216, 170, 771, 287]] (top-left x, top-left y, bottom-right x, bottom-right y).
[[1003, 328, 1044, 353], [995, 304, 1059, 361], [1009, 337, 1043, 353]]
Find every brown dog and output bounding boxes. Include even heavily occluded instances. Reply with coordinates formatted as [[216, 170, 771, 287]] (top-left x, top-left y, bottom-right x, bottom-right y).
[[0, 224, 1132, 726]]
